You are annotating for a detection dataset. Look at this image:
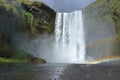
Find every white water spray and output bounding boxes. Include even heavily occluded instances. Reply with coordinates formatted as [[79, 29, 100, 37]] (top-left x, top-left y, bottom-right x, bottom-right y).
[[12, 10, 86, 63], [53, 10, 85, 63]]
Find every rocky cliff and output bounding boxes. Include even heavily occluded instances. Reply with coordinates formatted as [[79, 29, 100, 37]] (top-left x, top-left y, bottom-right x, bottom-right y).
[[0, 0, 56, 63], [83, 0, 120, 60]]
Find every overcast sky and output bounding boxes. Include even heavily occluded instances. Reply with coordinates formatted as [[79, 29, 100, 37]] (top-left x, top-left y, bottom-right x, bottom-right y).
[[36, 0, 96, 12]]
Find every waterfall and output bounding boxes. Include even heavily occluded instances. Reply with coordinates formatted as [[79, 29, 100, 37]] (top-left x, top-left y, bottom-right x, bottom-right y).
[[54, 10, 85, 63], [12, 10, 86, 63]]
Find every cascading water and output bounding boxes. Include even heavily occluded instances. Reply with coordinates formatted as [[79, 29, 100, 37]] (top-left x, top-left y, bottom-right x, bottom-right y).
[[11, 0, 116, 64], [53, 10, 85, 63], [12, 10, 86, 63]]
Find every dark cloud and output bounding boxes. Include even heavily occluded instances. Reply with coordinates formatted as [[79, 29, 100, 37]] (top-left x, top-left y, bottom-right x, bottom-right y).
[[39, 0, 96, 12]]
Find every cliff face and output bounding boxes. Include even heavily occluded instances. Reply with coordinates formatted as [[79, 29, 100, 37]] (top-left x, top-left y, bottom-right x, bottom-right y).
[[109, 0, 120, 54], [21, 1, 56, 35], [0, 0, 56, 61], [0, 0, 56, 35], [83, 0, 120, 60]]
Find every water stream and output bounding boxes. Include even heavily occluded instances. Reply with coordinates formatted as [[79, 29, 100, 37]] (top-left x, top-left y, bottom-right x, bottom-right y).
[[53, 10, 85, 63]]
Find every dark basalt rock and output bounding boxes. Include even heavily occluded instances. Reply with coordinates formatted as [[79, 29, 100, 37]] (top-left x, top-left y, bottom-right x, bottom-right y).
[[0, 35, 13, 58], [30, 57, 47, 63], [27, 53, 47, 63]]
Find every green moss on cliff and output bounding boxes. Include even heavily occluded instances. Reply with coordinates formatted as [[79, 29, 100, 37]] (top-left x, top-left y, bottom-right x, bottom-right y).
[[20, 1, 56, 35], [84, 0, 113, 22], [0, 0, 56, 35], [85, 0, 120, 55], [89, 0, 120, 33], [0, 0, 55, 61], [109, 0, 120, 54]]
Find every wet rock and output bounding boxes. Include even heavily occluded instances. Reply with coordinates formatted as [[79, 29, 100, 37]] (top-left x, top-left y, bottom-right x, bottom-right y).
[[30, 57, 47, 63]]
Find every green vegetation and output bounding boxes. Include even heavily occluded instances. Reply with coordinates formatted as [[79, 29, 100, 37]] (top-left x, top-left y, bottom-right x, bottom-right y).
[[0, 57, 28, 63], [0, 0, 55, 35], [88, 0, 120, 33], [109, 0, 120, 54], [12, 49, 28, 60], [0, 49, 47, 63], [20, 10, 40, 35], [0, 0, 55, 63], [0, 49, 29, 63], [84, 0, 120, 56], [85, 0, 113, 22]]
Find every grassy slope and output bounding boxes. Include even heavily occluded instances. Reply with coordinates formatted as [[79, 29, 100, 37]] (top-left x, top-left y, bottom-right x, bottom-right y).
[[0, 57, 29, 63], [0, 49, 29, 63], [0, 49, 46, 63]]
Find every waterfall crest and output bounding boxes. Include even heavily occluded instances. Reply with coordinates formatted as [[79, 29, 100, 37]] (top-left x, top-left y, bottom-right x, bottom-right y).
[[54, 10, 85, 63]]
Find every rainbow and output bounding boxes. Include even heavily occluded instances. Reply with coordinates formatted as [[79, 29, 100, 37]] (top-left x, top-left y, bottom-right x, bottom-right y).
[[87, 56, 120, 64]]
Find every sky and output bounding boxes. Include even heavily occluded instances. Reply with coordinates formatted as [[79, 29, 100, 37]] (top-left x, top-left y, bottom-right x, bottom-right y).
[[36, 0, 96, 12]]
